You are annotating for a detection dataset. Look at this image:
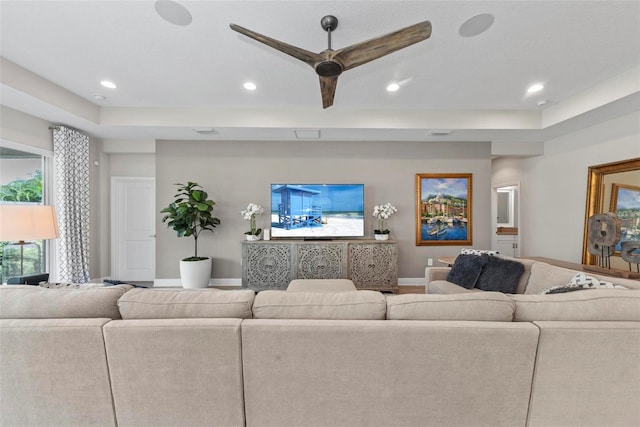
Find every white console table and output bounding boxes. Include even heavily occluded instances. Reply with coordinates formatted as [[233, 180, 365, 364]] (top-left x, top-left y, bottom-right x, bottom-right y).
[[241, 240, 398, 292]]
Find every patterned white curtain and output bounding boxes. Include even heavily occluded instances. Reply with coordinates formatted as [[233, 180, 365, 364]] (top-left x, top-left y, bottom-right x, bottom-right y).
[[53, 126, 90, 283]]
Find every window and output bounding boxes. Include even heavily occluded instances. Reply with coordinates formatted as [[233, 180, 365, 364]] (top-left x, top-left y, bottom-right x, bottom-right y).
[[0, 141, 53, 282]]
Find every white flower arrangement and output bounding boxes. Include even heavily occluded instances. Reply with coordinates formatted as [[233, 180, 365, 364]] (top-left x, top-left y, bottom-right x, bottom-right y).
[[373, 202, 398, 234], [241, 203, 264, 236]]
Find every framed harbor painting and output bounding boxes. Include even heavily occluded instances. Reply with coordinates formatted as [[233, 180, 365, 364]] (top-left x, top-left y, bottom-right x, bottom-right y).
[[415, 173, 472, 246]]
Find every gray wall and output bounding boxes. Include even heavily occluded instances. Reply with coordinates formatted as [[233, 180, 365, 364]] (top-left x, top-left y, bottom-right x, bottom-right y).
[[492, 111, 640, 263], [156, 140, 493, 279]]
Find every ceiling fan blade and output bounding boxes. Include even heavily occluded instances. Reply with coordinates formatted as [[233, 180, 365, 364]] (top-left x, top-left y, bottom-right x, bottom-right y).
[[319, 76, 338, 109], [333, 21, 431, 71], [230, 23, 323, 67]]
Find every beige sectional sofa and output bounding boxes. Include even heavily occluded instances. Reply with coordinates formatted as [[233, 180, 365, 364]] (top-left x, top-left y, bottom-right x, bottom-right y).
[[1, 283, 639, 427], [426, 257, 640, 294]]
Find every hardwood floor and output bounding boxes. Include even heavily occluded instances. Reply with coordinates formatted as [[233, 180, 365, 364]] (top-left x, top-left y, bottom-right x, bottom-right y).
[[397, 285, 426, 294]]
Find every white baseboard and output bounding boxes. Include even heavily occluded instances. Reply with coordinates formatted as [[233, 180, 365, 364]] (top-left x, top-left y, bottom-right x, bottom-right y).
[[398, 278, 426, 286]]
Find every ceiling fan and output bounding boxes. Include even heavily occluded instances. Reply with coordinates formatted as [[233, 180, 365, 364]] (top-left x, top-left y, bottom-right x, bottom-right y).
[[230, 15, 432, 108]]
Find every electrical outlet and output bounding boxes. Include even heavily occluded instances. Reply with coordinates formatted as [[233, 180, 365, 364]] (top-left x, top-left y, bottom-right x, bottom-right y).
[[427, 258, 433, 266]]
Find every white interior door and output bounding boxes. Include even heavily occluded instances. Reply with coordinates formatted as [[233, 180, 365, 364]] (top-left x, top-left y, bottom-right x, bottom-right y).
[[492, 183, 521, 257], [111, 177, 155, 281]]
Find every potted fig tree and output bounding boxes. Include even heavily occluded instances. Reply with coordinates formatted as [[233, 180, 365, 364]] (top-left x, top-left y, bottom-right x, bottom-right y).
[[161, 182, 221, 288]]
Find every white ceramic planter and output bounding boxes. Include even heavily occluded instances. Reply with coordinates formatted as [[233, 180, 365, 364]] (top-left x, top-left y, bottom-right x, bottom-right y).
[[179, 257, 212, 288], [246, 234, 260, 241], [374, 233, 390, 241]]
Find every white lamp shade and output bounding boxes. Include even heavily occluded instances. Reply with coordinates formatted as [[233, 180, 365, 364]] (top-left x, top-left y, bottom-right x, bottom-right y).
[[0, 205, 60, 242]]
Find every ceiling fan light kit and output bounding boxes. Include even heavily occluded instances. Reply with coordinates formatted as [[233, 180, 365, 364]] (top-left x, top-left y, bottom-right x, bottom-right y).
[[230, 15, 432, 108]]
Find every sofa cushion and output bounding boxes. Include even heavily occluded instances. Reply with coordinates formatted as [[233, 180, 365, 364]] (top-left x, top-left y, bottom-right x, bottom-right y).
[[539, 284, 585, 294], [287, 279, 356, 292], [511, 289, 640, 321], [475, 256, 524, 293], [1, 318, 118, 426], [0, 284, 131, 319], [570, 272, 614, 287], [460, 248, 500, 256], [525, 262, 640, 294], [386, 292, 515, 321], [446, 254, 488, 289], [509, 257, 535, 294], [117, 288, 255, 319], [39, 282, 105, 289], [252, 290, 386, 320], [103, 318, 246, 426], [427, 280, 482, 294], [540, 273, 629, 294]]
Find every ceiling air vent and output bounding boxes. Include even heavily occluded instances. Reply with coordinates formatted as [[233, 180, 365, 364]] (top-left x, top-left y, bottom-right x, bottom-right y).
[[193, 128, 218, 135], [427, 130, 453, 137], [294, 129, 321, 139]]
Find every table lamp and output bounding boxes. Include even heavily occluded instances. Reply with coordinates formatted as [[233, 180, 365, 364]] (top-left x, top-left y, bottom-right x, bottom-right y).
[[0, 205, 60, 280]]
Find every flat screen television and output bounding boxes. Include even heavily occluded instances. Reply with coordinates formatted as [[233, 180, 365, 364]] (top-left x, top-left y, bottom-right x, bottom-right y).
[[270, 184, 365, 239]]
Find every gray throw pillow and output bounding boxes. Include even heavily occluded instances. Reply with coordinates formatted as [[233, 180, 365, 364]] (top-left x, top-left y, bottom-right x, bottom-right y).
[[446, 254, 489, 289], [475, 256, 524, 293]]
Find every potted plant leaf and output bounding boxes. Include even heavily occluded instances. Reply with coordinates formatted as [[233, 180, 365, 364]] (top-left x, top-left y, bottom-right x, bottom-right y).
[[161, 182, 221, 288]]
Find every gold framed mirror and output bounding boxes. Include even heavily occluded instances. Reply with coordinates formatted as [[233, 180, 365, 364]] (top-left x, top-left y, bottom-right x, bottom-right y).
[[582, 157, 640, 270]]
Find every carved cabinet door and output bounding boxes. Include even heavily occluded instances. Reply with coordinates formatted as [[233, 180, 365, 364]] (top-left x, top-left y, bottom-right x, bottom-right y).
[[296, 243, 347, 279], [348, 242, 398, 291], [242, 242, 293, 290]]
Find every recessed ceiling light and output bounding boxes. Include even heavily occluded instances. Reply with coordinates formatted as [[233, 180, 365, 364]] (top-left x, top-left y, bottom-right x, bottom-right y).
[[427, 130, 453, 137], [243, 82, 257, 91], [459, 13, 495, 37], [386, 83, 400, 92], [154, 0, 192, 26], [193, 127, 218, 135], [100, 80, 117, 89], [527, 83, 544, 93]]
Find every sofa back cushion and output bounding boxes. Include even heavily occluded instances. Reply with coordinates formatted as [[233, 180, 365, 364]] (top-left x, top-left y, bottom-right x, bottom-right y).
[[386, 293, 515, 321], [104, 318, 245, 427], [511, 289, 640, 321], [252, 290, 386, 320], [524, 262, 640, 294], [1, 318, 117, 427], [527, 321, 640, 427], [287, 279, 357, 292], [117, 288, 255, 319], [241, 319, 539, 427], [0, 284, 131, 319]]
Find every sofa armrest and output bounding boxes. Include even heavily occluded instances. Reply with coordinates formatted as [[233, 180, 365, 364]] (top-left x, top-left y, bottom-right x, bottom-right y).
[[428, 280, 481, 294], [425, 267, 451, 283], [425, 267, 483, 294]]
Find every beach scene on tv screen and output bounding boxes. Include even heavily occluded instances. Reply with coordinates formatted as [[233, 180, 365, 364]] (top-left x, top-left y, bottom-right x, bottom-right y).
[[271, 184, 364, 237]]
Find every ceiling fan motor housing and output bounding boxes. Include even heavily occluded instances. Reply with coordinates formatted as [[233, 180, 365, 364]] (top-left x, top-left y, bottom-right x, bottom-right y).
[[316, 60, 343, 77]]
